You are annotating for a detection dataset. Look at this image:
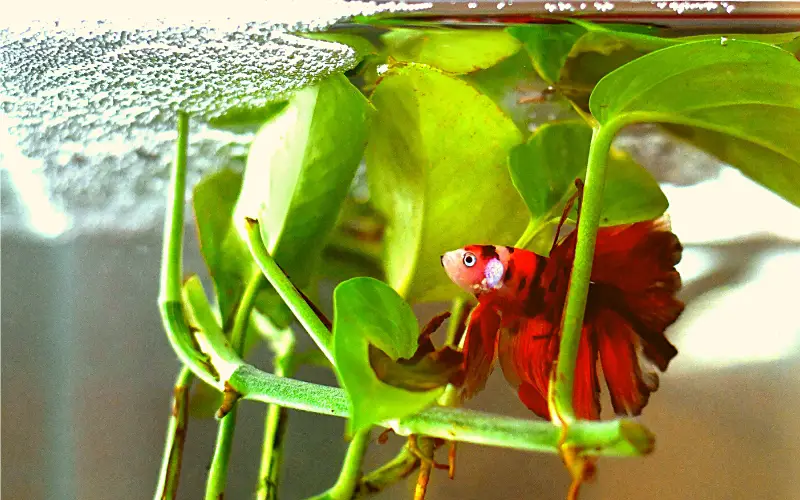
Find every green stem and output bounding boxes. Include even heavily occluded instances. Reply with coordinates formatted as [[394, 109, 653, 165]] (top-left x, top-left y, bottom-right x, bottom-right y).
[[182, 277, 243, 383], [355, 448, 419, 498], [244, 220, 334, 362], [256, 348, 294, 500], [439, 297, 468, 407], [157, 111, 216, 387], [205, 407, 239, 500], [162, 294, 652, 460], [205, 270, 264, 500], [231, 269, 265, 352], [552, 121, 619, 422], [229, 364, 652, 457], [444, 297, 467, 347], [159, 111, 189, 305], [154, 366, 194, 500], [309, 429, 373, 500]]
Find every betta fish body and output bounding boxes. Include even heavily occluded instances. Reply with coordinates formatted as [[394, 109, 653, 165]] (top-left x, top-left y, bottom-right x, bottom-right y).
[[441, 219, 684, 420]]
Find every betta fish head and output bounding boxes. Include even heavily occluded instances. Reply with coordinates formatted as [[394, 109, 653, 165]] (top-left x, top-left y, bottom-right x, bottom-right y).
[[441, 244, 510, 297]]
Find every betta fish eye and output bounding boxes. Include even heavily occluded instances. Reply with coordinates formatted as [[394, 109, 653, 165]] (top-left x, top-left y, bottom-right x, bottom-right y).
[[463, 252, 477, 267]]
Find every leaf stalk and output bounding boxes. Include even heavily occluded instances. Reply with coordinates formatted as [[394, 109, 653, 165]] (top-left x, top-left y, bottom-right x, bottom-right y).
[[204, 269, 265, 500], [552, 120, 620, 421]]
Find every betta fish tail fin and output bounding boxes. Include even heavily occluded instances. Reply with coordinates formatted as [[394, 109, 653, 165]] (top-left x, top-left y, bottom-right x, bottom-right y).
[[560, 217, 684, 417], [589, 217, 684, 371]]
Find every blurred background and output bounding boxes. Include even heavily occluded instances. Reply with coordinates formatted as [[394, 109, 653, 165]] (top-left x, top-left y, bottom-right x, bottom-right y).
[[3, 2, 800, 499]]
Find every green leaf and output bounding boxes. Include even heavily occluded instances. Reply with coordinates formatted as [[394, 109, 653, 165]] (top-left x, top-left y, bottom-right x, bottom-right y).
[[381, 28, 522, 74], [208, 101, 289, 133], [369, 311, 462, 392], [511, 21, 800, 108], [235, 73, 373, 288], [332, 277, 443, 433], [300, 32, 380, 61], [590, 39, 800, 207], [298, 32, 384, 92], [320, 197, 386, 282], [193, 169, 249, 325], [508, 23, 661, 86], [366, 63, 529, 302], [193, 169, 292, 329], [509, 121, 667, 251], [507, 23, 589, 84], [462, 49, 558, 134]]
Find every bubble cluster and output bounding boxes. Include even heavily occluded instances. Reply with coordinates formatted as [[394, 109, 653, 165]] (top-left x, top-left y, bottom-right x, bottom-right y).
[[0, 1, 432, 237]]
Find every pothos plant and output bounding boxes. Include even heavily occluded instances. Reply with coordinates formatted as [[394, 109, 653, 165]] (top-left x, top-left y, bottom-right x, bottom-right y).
[[154, 20, 800, 500]]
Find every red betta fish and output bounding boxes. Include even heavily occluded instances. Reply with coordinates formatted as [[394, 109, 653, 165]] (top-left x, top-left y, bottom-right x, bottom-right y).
[[441, 219, 684, 420]]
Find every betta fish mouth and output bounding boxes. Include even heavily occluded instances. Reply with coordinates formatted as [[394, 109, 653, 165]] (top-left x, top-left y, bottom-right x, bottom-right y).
[[441, 249, 477, 295], [440, 250, 464, 274]]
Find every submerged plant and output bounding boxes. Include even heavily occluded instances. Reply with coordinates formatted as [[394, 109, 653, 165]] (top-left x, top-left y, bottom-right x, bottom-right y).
[[154, 20, 800, 500]]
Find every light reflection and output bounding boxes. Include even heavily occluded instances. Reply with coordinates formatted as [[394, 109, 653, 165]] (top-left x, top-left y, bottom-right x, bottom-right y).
[[662, 166, 800, 245], [0, 118, 72, 238], [664, 166, 800, 371], [672, 250, 800, 371], [676, 246, 715, 284]]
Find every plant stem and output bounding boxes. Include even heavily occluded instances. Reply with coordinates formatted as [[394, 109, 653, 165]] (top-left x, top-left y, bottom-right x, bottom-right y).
[[154, 366, 194, 500], [182, 276, 243, 383], [444, 297, 467, 347], [311, 429, 372, 500], [413, 438, 434, 500], [160, 111, 189, 305], [355, 448, 419, 498], [229, 363, 652, 456], [244, 219, 334, 362], [165, 289, 653, 460], [256, 347, 294, 500], [205, 406, 239, 500], [552, 121, 618, 422], [232, 269, 266, 353], [157, 111, 217, 387], [439, 297, 469, 408], [333, 429, 373, 498], [205, 269, 264, 500]]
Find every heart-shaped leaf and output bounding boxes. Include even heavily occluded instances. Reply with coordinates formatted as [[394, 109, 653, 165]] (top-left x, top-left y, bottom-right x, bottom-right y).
[[365, 63, 529, 302], [590, 39, 800, 207], [382, 28, 522, 74], [509, 120, 668, 253], [234, 73, 373, 288], [332, 277, 444, 433]]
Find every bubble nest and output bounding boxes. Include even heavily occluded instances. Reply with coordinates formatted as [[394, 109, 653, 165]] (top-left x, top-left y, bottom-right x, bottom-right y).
[[0, 1, 431, 237]]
